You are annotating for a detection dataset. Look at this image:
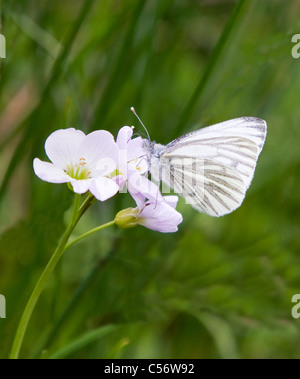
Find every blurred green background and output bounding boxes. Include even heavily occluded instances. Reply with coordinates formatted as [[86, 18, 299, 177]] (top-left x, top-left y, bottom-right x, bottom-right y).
[[1, 0, 300, 359]]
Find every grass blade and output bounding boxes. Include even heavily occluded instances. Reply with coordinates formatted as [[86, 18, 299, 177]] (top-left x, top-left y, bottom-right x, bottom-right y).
[[0, 0, 96, 201], [46, 324, 118, 359], [175, 0, 249, 134], [90, 0, 147, 130]]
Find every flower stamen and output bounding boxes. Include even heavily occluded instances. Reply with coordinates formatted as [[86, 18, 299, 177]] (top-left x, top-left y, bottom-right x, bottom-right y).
[[79, 158, 87, 167], [66, 159, 91, 180]]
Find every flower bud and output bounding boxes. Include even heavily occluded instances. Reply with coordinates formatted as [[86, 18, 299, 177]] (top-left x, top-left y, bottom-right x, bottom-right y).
[[115, 208, 140, 229]]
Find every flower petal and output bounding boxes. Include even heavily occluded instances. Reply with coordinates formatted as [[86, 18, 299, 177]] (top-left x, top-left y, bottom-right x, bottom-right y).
[[164, 196, 179, 210], [113, 175, 127, 192], [45, 128, 86, 170], [89, 177, 120, 201], [71, 179, 91, 194], [33, 158, 71, 183], [95, 157, 117, 177], [127, 137, 147, 162], [128, 172, 163, 205], [79, 130, 119, 173], [116, 126, 133, 150], [116, 126, 132, 176], [139, 201, 183, 233], [128, 188, 146, 209]]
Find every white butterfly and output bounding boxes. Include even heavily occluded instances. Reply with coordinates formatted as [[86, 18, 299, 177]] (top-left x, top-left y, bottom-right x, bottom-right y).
[[143, 117, 267, 217]]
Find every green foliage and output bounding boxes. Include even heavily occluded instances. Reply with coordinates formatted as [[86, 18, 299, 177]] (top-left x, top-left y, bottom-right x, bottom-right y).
[[1, 0, 300, 359]]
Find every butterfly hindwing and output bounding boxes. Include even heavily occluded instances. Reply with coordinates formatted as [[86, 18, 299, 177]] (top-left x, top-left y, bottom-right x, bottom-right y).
[[159, 156, 246, 217]]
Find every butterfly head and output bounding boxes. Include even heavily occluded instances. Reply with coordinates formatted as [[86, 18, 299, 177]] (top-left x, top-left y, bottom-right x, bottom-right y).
[[143, 139, 155, 152], [130, 108, 165, 160], [143, 139, 165, 158]]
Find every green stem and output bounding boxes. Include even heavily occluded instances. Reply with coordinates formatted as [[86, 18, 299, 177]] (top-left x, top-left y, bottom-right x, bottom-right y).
[[9, 192, 116, 359], [10, 194, 83, 360], [40, 246, 119, 354], [65, 220, 115, 252], [77, 193, 96, 219]]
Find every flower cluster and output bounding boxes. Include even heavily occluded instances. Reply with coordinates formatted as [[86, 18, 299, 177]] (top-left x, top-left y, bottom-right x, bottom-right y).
[[34, 127, 183, 233]]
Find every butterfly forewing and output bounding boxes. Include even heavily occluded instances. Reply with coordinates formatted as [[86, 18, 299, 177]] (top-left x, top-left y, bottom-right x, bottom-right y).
[[167, 117, 266, 153], [149, 117, 267, 217], [163, 117, 266, 189]]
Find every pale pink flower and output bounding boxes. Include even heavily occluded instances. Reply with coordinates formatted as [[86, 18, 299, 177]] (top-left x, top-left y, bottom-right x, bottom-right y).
[[116, 126, 163, 206], [138, 196, 183, 233], [115, 196, 183, 233], [33, 128, 119, 201]]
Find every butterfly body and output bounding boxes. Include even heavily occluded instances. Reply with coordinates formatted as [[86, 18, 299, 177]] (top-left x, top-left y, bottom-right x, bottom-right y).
[[145, 117, 267, 217]]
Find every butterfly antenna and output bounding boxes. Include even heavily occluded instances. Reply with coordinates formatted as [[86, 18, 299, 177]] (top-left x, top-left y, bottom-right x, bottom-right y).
[[131, 107, 151, 141]]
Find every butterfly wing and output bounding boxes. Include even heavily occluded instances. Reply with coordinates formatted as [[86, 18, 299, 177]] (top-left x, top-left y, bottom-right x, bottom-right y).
[[164, 117, 267, 189], [158, 156, 246, 217], [154, 117, 267, 217]]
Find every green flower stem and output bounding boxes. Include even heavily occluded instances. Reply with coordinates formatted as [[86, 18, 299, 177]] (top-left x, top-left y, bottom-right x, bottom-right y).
[[10, 194, 89, 359], [10, 190, 116, 359], [77, 192, 96, 220], [65, 221, 116, 252]]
